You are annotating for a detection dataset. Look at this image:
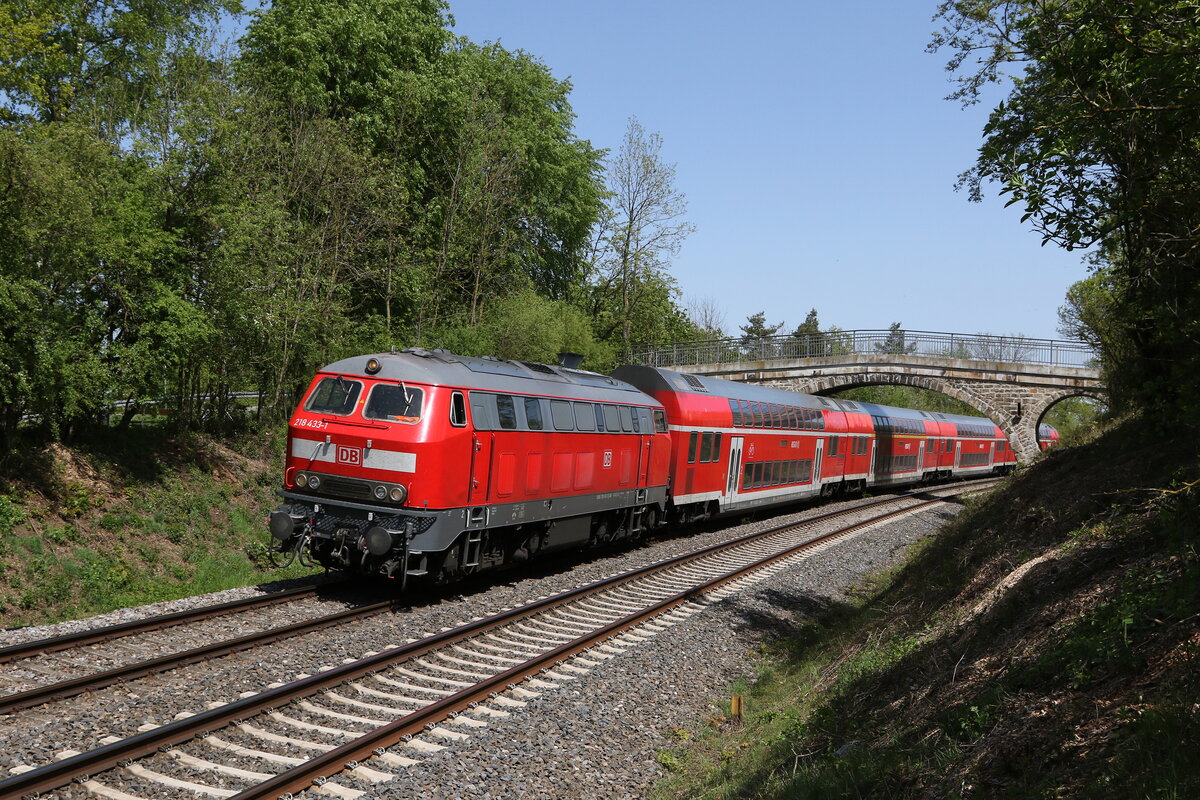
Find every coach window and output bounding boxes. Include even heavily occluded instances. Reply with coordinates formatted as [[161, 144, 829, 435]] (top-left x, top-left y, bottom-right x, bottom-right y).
[[496, 395, 517, 430], [653, 409, 668, 433], [699, 432, 713, 462], [619, 405, 634, 432], [551, 400, 574, 431], [713, 432, 723, 458], [574, 402, 596, 431], [525, 398, 544, 429], [739, 400, 753, 427], [450, 391, 467, 427], [827, 436, 838, 457], [603, 404, 621, 432], [687, 432, 698, 464], [729, 399, 742, 426]]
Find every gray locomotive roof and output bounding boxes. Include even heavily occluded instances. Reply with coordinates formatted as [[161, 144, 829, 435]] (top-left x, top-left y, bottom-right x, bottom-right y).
[[612, 365, 997, 427], [320, 349, 653, 404]]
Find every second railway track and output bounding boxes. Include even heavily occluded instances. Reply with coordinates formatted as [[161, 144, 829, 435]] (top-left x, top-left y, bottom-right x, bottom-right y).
[[0, 481, 993, 800]]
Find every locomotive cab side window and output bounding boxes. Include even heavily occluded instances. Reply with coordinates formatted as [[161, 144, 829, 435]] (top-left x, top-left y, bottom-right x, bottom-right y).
[[496, 395, 517, 429], [363, 384, 423, 422], [305, 377, 362, 416], [524, 397, 544, 430], [450, 391, 467, 427], [653, 409, 668, 433], [551, 400, 574, 431], [574, 403, 596, 431]]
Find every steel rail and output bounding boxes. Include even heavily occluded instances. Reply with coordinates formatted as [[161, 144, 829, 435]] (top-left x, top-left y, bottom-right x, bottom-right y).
[[232, 490, 983, 799], [0, 583, 332, 665], [0, 481, 992, 800], [0, 596, 400, 715]]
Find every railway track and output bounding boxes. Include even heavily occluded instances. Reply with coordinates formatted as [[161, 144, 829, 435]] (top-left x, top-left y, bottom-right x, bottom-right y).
[[0, 583, 331, 665], [0, 481, 992, 800], [0, 585, 389, 716]]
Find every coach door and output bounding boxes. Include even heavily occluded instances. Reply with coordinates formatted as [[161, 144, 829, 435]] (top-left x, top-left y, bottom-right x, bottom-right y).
[[867, 439, 876, 483], [954, 440, 962, 468], [813, 438, 824, 488], [726, 436, 744, 499]]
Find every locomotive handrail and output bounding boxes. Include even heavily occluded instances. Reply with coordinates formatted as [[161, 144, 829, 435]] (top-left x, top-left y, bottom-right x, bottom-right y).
[[625, 329, 1097, 370]]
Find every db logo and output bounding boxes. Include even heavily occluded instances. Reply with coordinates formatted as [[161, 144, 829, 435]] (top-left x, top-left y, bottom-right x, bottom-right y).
[[336, 445, 362, 466], [603, 450, 613, 468]]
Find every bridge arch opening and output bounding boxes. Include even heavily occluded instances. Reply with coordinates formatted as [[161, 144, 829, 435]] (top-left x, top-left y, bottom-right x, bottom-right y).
[[1036, 393, 1108, 450]]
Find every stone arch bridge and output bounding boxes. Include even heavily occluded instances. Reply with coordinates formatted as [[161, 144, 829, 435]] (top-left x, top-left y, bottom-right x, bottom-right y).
[[626, 329, 1105, 464]]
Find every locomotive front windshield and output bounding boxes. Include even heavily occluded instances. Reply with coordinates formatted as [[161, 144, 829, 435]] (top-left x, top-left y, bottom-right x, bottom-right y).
[[305, 376, 362, 415], [364, 384, 424, 423]]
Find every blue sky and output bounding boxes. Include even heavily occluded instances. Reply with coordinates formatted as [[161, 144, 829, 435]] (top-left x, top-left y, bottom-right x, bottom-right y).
[[447, 0, 1090, 341]]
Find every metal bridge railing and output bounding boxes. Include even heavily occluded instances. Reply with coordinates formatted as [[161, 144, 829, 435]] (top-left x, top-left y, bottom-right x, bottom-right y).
[[625, 329, 1097, 370]]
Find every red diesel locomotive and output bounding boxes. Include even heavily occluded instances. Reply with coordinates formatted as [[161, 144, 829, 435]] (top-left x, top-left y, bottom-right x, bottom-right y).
[[268, 350, 1035, 582], [268, 348, 671, 583]]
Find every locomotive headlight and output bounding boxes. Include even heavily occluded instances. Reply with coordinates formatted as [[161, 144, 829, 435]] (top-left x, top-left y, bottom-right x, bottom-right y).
[[308, 474, 321, 490], [295, 472, 309, 488], [373, 485, 387, 500], [389, 485, 407, 503]]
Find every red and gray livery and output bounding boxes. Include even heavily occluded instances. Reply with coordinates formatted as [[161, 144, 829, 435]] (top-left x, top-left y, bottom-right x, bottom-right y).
[[268, 349, 1053, 584]]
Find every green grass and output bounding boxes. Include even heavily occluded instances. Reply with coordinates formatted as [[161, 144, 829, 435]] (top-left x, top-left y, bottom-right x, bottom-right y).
[[654, 421, 1200, 800], [0, 425, 318, 628]]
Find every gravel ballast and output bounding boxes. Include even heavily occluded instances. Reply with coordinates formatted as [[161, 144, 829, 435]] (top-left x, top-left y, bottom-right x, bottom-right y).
[[1, 490, 967, 798]]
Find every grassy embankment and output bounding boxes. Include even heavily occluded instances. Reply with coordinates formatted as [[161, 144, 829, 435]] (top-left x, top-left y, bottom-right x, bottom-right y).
[[654, 418, 1199, 799], [0, 426, 317, 629]]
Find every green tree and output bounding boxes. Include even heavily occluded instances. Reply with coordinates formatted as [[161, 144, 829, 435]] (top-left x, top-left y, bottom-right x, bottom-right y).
[[590, 117, 695, 352], [738, 311, 785, 359], [740, 311, 785, 340], [931, 0, 1200, 418], [788, 308, 827, 356], [0, 0, 238, 126], [874, 322, 917, 355]]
